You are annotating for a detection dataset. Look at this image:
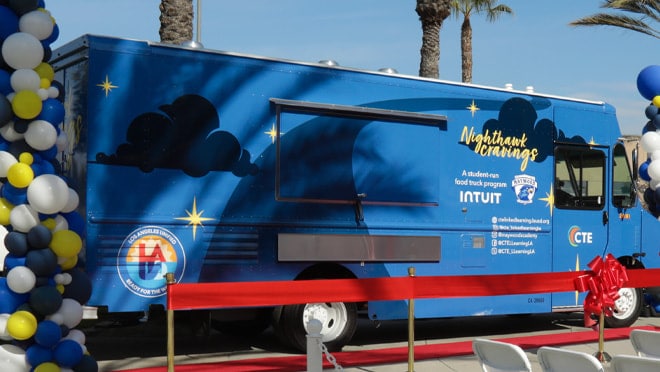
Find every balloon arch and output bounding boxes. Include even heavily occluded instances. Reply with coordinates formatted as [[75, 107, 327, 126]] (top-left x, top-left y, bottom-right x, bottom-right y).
[[0, 1, 96, 371]]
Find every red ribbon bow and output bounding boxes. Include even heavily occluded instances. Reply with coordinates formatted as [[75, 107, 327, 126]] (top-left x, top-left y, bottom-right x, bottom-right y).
[[573, 254, 628, 328]]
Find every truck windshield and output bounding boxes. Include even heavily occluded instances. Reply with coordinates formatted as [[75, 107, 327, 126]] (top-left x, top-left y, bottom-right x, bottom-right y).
[[554, 146, 605, 210], [612, 143, 636, 209]]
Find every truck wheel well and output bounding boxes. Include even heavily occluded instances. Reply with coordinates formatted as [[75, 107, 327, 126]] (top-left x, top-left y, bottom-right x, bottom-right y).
[[618, 255, 645, 269], [295, 263, 357, 280]]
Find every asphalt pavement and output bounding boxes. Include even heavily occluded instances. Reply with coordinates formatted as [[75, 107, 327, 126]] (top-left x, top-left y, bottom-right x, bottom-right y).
[[83, 311, 660, 372]]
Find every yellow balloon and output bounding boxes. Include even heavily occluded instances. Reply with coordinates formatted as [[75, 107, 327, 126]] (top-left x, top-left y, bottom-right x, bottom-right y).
[[56, 283, 65, 294], [7, 310, 37, 340], [49, 229, 83, 258], [11, 90, 43, 119], [7, 162, 34, 188], [35, 362, 61, 372], [34, 62, 55, 82], [42, 218, 56, 230], [0, 197, 13, 225], [653, 95, 660, 108], [58, 254, 78, 270], [18, 152, 33, 165], [40, 77, 50, 89]]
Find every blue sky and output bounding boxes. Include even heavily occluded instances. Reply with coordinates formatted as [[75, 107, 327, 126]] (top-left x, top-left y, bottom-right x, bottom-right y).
[[45, 0, 656, 135]]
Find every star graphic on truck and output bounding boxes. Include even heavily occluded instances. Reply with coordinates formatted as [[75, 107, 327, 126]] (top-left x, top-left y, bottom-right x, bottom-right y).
[[175, 197, 215, 240], [97, 75, 118, 97], [538, 185, 555, 216]]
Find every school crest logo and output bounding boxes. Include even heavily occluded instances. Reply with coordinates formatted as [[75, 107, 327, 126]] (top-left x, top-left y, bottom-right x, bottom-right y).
[[511, 174, 537, 204], [117, 226, 186, 298]]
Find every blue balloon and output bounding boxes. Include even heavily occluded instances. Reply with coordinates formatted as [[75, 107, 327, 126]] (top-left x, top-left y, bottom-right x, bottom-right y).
[[3, 254, 27, 271], [54, 339, 83, 367], [642, 120, 656, 134], [37, 98, 65, 126], [0, 5, 19, 39], [637, 65, 660, 101], [26, 344, 54, 367], [640, 160, 651, 181], [2, 183, 28, 205], [25, 248, 58, 277], [0, 277, 29, 313], [0, 69, 11, 96], [35, 319, 62, 347], [62, 211, 85, 238], [647, 105, 660, 120]]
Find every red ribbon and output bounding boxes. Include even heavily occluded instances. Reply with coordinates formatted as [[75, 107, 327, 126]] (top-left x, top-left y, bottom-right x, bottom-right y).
[[574, 254, 628, 327]]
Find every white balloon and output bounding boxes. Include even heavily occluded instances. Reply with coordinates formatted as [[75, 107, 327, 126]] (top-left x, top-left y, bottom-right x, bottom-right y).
[[64, 329, 86, 345], [648, 160, 660, 181], [10, 69, 40, 92], [651, 151, 660, 161], [25, 119, 57, 151], [0, 151, 17, 178], [48, 86, 59, 99], [0, 122, 25, 142], [641, 131, 660, 153], [1, 32, 44, 70], [6, 266, 36, 294], [0, 344, 29, 372], [9, 204, 39, 233], [27, 174, 69, 214], [37, 88, 49, 100], [61, 188, 79, 213], [0, 313, 11, 341], [52, 214, 69, 232], [53, 298, 84, 329], [55, 131, 67, 151], [651, 178, 660, 190], [19, 10, 55, 41]]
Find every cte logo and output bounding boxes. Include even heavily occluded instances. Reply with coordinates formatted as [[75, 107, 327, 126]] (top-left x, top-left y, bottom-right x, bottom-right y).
[[568, 225, 593, 247], [117, 226, 186, 298]]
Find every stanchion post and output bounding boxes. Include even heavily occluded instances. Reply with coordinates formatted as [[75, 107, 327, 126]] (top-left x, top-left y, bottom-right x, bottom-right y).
[[594, 311, 611, 362], [166, 272, 175, 372], [306, 318, 323, 372], [408, 266, 415, 372]]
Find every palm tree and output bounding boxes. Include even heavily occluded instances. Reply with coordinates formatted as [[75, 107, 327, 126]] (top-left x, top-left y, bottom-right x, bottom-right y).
[[451, 0, 513, 83], [159, 0, 194, 44], [570, 0, 659, 38], [416, 0, 453, 78]]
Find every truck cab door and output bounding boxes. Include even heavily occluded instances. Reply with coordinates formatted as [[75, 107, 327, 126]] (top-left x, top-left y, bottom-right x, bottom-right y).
[[552, 144, 609, 309]]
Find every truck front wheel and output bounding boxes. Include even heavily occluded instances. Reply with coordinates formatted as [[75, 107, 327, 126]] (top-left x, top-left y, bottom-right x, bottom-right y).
[[604, 287, 643, 328], [272, 301, 357, 352]]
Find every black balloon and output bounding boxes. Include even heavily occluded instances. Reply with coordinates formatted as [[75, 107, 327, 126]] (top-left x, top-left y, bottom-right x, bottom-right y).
[[25, 248, 58, 276], [27, 224, 52, 249], [8, 0, 39, 16], [5, 230, 28, 256], [30, 285, 63, 316], [63, 268, 93, 304]]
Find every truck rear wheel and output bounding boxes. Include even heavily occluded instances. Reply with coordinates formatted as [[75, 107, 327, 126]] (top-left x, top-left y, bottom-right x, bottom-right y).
[[604, 287, 642, 328], [272, 301, 357, 352]]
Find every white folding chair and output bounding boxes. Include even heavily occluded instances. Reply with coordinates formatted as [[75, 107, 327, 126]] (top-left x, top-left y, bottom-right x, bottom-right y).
[[630, 329, 660, 358], [472, 338, 532, 372], [611, 354, 660, 372], [536, 346, 604, 372]]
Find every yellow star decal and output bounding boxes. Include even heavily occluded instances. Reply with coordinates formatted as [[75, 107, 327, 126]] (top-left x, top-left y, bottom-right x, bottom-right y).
[[466, 100, 480, 117], [175, 197, 215, 240], [264, 124, 284, 143], [97, 75, 118, 97], [538, 184, 555, 216]]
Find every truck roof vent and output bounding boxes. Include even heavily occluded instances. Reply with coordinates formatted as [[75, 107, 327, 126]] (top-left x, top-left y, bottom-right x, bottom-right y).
[[505, 83, 514, 90], [378, 67, 398, 74], [180, 40, 204, 49], [318, 60, 339, 66], [525, 86, 535, 93]]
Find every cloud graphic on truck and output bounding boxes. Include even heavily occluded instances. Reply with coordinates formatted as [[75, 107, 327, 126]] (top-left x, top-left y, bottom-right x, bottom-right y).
[[95, 94, 258, 177]]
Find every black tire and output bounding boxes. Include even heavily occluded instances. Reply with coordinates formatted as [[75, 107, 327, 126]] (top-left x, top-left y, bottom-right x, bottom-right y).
[[604, 287, 643, 328], [272, 302, 357, 352]]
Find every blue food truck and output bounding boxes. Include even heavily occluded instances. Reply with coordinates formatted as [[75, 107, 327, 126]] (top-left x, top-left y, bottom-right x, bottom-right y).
[[50, 35, 660, 351]]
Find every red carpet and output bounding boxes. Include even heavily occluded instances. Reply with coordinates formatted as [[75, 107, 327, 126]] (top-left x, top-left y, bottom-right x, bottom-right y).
[[117, 325, 659, 372]]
